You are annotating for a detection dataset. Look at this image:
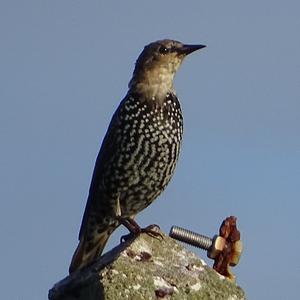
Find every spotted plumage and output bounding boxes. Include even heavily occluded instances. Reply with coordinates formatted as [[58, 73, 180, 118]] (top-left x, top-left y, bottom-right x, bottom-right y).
[[69, 39, 205, 273]]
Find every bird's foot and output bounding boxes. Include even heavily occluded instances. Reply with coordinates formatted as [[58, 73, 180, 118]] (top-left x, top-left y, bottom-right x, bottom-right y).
[[118, 217, 163, 242], [140, 224, 163, 239]]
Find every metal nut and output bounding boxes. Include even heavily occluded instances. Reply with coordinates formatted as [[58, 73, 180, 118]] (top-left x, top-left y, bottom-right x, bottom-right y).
[[207, 236, 226, 259]]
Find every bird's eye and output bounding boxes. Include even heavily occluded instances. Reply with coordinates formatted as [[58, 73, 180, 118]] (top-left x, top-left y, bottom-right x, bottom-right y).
[[159, 46, 169, 54]]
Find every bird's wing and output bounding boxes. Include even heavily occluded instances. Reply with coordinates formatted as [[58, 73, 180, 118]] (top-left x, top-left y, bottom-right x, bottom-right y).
[[78, 96, 126, 240]]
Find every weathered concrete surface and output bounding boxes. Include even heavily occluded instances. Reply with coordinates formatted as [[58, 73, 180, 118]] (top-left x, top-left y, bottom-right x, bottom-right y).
[[49, 230, 245, 300]]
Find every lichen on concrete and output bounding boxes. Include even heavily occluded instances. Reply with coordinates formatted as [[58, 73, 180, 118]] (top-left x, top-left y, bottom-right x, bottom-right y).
[[49, 230, 245, 300]]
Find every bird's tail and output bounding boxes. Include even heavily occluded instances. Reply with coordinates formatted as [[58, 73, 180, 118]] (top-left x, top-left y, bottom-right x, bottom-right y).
[[69, 229, 113, 274]]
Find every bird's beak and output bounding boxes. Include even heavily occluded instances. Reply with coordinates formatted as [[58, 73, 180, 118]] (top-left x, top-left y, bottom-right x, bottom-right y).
[[179, 44, 206, 55]]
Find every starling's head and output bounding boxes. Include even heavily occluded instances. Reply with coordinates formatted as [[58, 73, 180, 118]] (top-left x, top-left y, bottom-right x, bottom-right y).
[[129, 39, 206, 102]]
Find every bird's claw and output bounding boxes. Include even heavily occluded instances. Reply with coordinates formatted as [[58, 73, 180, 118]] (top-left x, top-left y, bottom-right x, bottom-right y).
[[140, 224, 164, 240], [119, 219, 163, 243]]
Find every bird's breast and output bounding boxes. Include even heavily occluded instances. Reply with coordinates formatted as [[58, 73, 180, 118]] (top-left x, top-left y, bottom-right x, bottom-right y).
[[102, 93, 183, 215]]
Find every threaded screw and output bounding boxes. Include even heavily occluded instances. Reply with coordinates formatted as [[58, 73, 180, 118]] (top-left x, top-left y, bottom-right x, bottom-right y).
[[170, 217, 243, 282], [169, 226, 213, 250]]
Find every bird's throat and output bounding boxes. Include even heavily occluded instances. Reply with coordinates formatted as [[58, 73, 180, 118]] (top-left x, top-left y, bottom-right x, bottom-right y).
[[129, 68, 176, 104]]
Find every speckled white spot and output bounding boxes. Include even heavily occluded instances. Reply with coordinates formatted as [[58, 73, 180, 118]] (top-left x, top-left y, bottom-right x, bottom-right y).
[[153, 276, 170, 289], [153, 276, 178, 293], [136, 275, 143, 281], [174, 249, 190, 265], [194, 265, 205, 272], [227, 296, 239, 300], [217, 273, 226, 280], [153, 260, 164, 267], [132, 283, 141, 290], [130, 239, 152, 256], [190, 282, 202, 292]]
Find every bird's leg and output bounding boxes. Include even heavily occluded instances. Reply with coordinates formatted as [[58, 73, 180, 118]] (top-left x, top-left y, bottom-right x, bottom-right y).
[[118, 217, 163, 242], [114, 195, 163, 241]]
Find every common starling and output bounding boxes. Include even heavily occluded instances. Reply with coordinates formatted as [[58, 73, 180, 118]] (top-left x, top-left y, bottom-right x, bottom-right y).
[[69, 39, 205, 273]]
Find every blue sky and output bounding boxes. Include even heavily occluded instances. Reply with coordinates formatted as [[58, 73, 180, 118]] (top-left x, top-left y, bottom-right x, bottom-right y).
[[1, 1, 299, 299]]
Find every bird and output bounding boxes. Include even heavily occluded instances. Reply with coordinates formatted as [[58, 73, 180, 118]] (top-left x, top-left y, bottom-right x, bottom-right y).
[[69, 39, 206, 273]]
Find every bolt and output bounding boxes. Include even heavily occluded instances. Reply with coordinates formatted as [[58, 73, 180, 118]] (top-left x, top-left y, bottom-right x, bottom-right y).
[[169, 216, 243, 282], [169, 226, 225, 259], [169, 226, 213, 250]]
